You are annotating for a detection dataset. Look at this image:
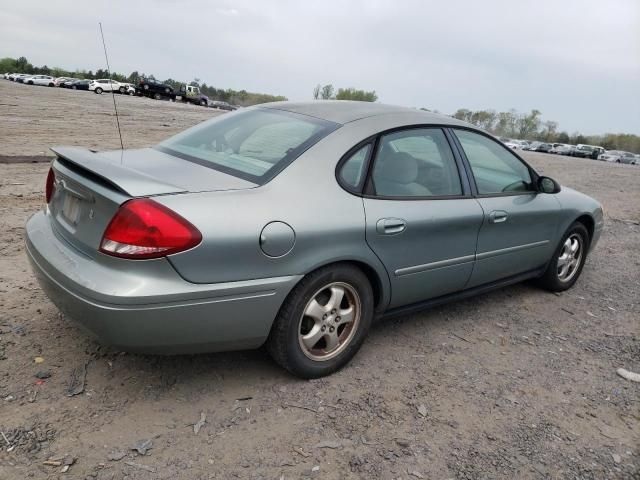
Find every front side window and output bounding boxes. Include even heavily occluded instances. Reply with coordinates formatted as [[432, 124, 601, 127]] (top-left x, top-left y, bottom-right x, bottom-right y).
[[157, 108, 339, 184], [371, 128, 462, 197], [454, 129, 533, 195]]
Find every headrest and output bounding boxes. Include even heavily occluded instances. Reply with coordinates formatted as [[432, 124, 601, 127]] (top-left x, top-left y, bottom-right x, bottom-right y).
[[375, 151, 418, 184]]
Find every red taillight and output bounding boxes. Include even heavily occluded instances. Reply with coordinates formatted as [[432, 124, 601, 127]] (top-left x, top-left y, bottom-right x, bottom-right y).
[[45, 167, 55, 203], [99, 199, 202, 259]]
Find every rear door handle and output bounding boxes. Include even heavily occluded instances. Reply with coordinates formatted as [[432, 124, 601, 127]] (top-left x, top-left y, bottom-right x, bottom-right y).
[[488, 210, 508, 224], [376, 218, 407, 235]]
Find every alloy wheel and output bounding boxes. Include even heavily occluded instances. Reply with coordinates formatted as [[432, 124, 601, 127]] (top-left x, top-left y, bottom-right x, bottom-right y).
[[557, 234, 583, 282], [298, 282, 361, 361]]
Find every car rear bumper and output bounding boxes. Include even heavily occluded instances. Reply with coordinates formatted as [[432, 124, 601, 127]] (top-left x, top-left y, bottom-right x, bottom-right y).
[[25, 211, 301, 354]]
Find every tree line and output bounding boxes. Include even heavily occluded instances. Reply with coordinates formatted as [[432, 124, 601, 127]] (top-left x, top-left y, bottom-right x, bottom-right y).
[[2, 55, 637, 153], [313, 83, 378, 102], [451, 108, 640, 154], [0, 56, 287, 106]]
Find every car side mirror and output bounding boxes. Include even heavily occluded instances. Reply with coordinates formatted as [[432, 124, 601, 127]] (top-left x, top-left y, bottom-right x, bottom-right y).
[[537, 176, 561, 194]]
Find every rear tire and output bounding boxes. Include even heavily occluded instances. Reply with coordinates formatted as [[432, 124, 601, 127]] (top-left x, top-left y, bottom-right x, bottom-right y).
[[153, 93, 161, 100], [537, 222, 590, 292], [267, 264, 374, 378], [72, 85, 77, 90], [200, 99, 206, 106]]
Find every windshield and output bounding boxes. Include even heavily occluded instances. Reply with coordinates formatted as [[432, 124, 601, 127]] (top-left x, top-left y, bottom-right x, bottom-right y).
[[157, 108, 339, 184]]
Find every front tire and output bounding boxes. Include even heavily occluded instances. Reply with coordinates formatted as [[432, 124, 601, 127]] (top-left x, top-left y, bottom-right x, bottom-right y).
[[153, 93, 161, 100], [95, 87, 103, 94], [537, 222, 590, 292], [267, 264, 374, 378]]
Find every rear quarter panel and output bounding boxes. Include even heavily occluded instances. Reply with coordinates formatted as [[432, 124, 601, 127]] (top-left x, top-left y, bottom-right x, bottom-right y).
[[157, 119, 411, 309]]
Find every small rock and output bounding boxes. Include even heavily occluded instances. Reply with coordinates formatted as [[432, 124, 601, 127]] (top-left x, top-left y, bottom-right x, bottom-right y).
[[417, 404, 427, 417], [311, 465, 320, 472], [34, 357, 44, 364], [35, 370, 51, 379], [408, 470, 424, 479], [131, 439, 153, 455], [107, 450, 127, 461], [612, 453, 621, 464]]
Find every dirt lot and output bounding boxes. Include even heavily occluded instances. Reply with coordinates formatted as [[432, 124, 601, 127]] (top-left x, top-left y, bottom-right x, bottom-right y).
[[0, 80, 638, 479], [0, 80, 217, 157]]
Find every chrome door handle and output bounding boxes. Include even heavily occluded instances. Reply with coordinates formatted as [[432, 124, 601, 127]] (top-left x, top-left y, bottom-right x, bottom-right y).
[[489, 210, 508, 224], [376, 218, 407, 235]]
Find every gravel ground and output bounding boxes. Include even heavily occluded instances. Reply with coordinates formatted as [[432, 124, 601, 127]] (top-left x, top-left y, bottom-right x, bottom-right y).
[[0, 79, 638, 479]]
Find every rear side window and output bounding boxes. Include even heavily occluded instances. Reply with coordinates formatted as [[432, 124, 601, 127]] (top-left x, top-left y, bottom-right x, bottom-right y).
[[157, 109, 339, 184], [371, 128, 462, 197], [454, 129, 533, 195], [339, 144, 371, 191]]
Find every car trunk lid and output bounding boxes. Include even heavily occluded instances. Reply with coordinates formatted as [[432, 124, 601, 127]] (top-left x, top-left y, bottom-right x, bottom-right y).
[[48, 146, 257, 256]]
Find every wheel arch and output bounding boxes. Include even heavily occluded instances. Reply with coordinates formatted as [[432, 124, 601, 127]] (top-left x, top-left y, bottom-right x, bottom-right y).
[[297, 258, 391, 313], [574, 214, 595, 243]]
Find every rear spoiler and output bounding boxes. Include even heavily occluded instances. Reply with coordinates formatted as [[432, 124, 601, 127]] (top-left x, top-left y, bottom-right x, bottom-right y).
[[51, 147, 187, 197]]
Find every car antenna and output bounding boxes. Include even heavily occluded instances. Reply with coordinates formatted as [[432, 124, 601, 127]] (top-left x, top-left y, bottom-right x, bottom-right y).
[[98, 22, 125, 160]]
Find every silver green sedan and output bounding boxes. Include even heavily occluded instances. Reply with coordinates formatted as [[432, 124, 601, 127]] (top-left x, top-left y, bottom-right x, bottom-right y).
[[25, 101, 603, 378]]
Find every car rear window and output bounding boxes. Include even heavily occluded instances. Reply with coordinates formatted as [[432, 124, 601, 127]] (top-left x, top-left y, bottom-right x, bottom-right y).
[[156, 108, 339, 184]]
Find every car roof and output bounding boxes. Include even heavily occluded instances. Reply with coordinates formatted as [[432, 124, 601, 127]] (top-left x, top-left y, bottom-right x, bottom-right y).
[[259, 100, 468, 126]]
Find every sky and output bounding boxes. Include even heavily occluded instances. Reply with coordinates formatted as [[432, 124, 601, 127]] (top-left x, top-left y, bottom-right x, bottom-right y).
[[1, 0, 639, 134]]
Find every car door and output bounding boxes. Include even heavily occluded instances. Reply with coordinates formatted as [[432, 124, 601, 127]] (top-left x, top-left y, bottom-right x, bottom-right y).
[[358, 128, 484, 308], [451, 128, 562, 287]]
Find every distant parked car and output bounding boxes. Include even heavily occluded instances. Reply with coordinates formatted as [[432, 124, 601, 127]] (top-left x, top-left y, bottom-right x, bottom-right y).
[[572, 144, 604, 159], [619, 152, 638, 165], [25, 75, 56, 87], [137, 78, 174, 99], [504, 140, 520, 150], [59, 78, 80, 88], [598, 150, 624, 162], [117, 83, 136, 95], [54, 77, 77, 87], [89, 79, 123, 94], [533, 143, 552, 153], [69, 80, 91, 91], [597, 150, 636, 164], [208, 100, 237, 111], [550, 144, 573, 155], [15, 74, 32, 83]]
